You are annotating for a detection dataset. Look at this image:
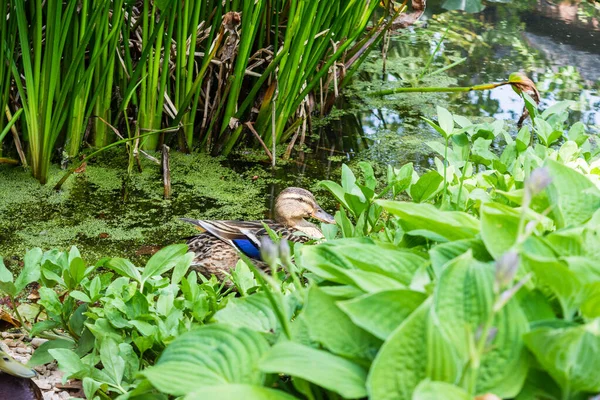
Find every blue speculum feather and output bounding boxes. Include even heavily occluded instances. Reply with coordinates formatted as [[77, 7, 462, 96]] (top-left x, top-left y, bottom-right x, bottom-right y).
[[232, 239, 262, 259]]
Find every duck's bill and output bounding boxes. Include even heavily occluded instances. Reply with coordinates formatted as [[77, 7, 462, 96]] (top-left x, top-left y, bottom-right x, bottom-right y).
[[312, 208, 336, 224], [0, 351, 37, 378]]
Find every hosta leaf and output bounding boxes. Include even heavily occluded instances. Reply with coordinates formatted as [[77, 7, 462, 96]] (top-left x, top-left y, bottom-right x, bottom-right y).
[[185, 384, 297, 400], [523, 254, 583, 320], [367, 300, 432, 400], [337, 290, 427, 340], [433, 251, 529, 397], [413, 380, 470, 400], [303, 286, 381, 363], [299, 238, 424, 290], [259, 342, 368, 398], [545, 159, 600, 228], [524, 321, 600, 394], [143, 324, 270, 396], [377, 201, 479, 241], [480, 202, 521, 258], [214, 292, 295, 336]]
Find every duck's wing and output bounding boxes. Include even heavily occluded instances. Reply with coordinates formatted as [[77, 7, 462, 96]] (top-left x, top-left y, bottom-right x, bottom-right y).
[[180, 219, 283, 259]]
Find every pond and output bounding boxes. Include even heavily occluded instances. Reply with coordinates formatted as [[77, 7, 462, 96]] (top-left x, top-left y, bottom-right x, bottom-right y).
[[1, 0, 598, 264]]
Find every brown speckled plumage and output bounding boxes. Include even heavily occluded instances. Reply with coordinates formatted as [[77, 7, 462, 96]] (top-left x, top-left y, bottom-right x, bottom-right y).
[[181, 187, 335, 284]]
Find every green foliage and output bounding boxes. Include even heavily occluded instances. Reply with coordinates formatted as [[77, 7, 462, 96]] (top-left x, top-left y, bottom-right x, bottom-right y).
[[2, 104, 600, 399]]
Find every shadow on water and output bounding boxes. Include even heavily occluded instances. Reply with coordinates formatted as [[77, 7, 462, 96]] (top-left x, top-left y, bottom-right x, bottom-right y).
[[1, 0, 598, 262]]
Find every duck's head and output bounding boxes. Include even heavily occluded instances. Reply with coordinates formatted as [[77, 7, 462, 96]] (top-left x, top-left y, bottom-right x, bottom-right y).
[[274, 187, 335, 229], [0, 349, 36, 378]]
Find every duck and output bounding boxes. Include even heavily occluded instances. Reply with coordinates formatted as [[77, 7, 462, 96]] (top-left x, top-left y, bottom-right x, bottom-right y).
[[0, 348, 42, 400], [181, 187, 335, 282]]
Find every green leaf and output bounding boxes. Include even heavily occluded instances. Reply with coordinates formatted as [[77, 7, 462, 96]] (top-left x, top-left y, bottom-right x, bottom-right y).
[[0, 257, 17, 297], [49, 348, 89, 380], [214, 292, 294, 336], [141, 244, 189, 283], [106, 258, 142, 283], [523, 254, 583, 320], [337, 290, 427, 340], [436, 106, 454, 137], [432, 252, 529, 397], [422, 117, 448, 140], [442, 0, 485, 13], [29, 339, 75, 366], [429, 239, 491, 277], [367, 300, 432, 400], [259, 342, 368, 398], [304, 286, 381, 362], [143, 324, 270, 396], [480, 202, 521, 259], [67, 257, 87, 288], [410, 170, 443, 203], [100, 338, 125, 386], [524, 321, 600, 394], [413, 380, 470, 400], [516, 126, 531, 153], [545, 159, 600, 228], [14, 248, 42, 293], [567, 122, 587, 146], [377, 201, 479, 241], [185, 385, 297, 400], [299, 238, 424, 290], [38, 287, 62, 316], [69, 290, 91, 303]]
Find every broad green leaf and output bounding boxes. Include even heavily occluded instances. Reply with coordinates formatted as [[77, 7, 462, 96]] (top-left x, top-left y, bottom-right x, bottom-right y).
[[359, 161, 377, 191], [471, 138, 498, 166], [259, 342, 368, 398], [524, 321, 600, 394], [320, 180, 352, 212], [422, 117, 448, 140], [480, 202, 521, 258], [516, 126, 531, 152], [523, 254, 583, 320], [299, 238, 424, 290], [29, 339, 75, 366], [429, 239, 491, 277], [581, 282, 600, 319], [38, 287, 62, 316], [433, 251, 529, 397], [367, 300, 432, 400], [214, 292, 295, 336], [141, 244, 188, 282], [413, 380, 470, 400], [410, 170, 443, 203], [337, 290, 427, 340], [0, 257, 17, 297], [14, 248, 42, 292], [99, 338, 125, 386], [304, 286, 381, 362], [69, 290, 91, 303], [377, 201, 479, 241], [436, 106, 454, 136], [185, 385, 297, 400], [545, 159, 600, 228], [49, 348, 90, 380], [106, 258, 142, 283], [567, 122, 587, 146], [143, 324, 270, 396]]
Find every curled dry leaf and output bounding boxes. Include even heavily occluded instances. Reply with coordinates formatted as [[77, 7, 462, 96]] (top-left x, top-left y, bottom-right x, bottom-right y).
[[391, 0, 427, 30], [509, 72, 541, 127]]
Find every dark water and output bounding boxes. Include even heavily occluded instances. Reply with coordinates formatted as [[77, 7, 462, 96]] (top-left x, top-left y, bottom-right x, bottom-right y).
[[1, 0, 599, 262]]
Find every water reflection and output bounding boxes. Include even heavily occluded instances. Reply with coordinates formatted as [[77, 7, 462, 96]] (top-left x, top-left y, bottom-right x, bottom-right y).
[[317, 0, 600, 167]]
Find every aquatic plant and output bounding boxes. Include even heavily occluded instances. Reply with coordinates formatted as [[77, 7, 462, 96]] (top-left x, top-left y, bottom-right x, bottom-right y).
[[1, 102, 599, 399], [2, 0, 394, 183]]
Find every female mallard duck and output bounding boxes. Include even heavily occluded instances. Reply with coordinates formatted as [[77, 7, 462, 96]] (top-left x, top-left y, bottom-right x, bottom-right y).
[[0, 348, 42, 400], [181, 187, 335, 282]]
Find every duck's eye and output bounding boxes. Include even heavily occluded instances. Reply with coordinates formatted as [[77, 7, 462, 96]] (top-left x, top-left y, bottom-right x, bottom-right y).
[[2, 357, 9, 361]]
